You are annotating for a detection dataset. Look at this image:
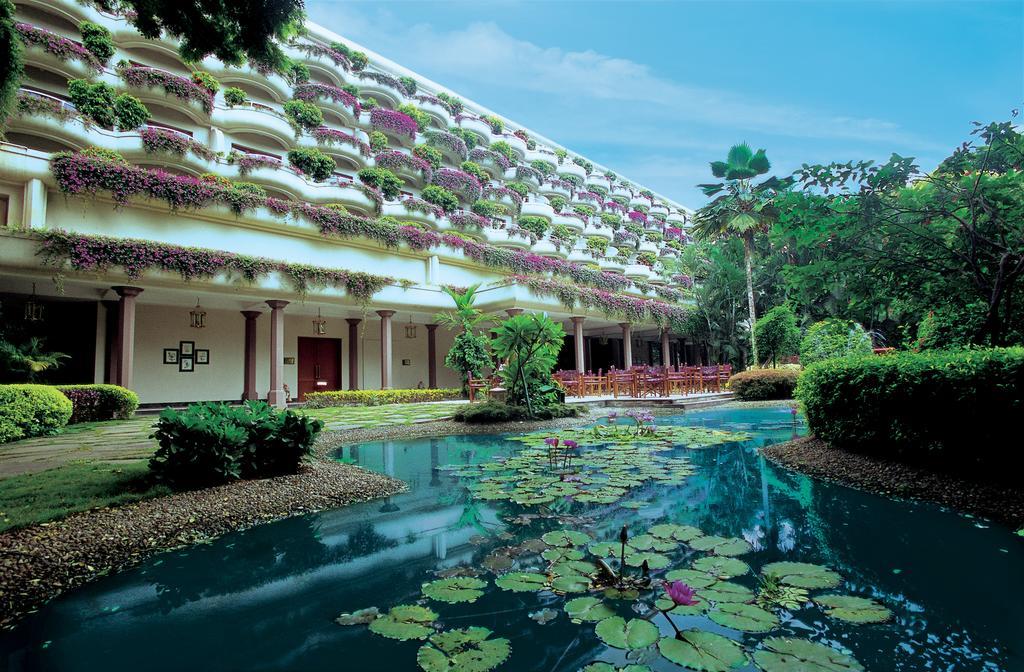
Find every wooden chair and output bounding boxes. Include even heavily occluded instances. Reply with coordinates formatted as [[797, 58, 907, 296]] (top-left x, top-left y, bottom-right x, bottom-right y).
[[468, 377, 491, 402], [609, 370, 635, 398]]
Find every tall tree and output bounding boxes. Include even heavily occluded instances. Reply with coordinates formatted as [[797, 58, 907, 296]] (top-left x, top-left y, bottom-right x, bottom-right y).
[[693, 144, 791, 366]]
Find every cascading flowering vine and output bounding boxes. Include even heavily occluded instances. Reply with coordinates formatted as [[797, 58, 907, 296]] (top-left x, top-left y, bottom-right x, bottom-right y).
[[228, 151, 282, 175], [293, 82, 360, 116], [117, 64, 214, 113], [370, 107, 418, 139], [432, 168, 483, 203], [15, 23, 103, 71], [48, 152, 685, 301], [292, 43, 351, 70], [628, 210, 649, 224], [311, 127, 371, 157], [422, 130, 468, 161], [37, 230, 392, 303], [469, 147, 511, 172], [482, 185, 523, 212], [139, 127, 217, 161], [374, 150, 433, 183]]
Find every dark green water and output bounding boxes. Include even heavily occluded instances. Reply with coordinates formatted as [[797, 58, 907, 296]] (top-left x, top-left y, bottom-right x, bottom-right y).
[[1, 406, 1021, 671]]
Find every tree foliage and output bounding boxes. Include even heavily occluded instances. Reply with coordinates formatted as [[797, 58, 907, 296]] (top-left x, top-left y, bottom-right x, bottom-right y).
[[754, 305, 799, 367], [490, 313, 564, 416]]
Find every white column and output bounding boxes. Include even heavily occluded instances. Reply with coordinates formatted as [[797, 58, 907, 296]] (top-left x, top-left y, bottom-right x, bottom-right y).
[[22, 178, 47, 230], [378, 310, 395, 389], [571, 316, 585, 373], [619, 322, 633, 369], [266, 300, 289, 407]]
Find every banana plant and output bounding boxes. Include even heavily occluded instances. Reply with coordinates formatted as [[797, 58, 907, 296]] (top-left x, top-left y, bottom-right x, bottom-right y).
[[693, 144, 792, 367]]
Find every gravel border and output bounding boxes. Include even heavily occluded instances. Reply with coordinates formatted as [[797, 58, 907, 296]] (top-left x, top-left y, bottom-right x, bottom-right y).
[[0, 459, 405, 629], [763, 436, 1024, 530]]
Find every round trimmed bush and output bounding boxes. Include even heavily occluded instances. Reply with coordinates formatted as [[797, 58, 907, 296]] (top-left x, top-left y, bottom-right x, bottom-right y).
[[288, 147, 336, 182], [79, 21, 114, 62], [57, 384, 139, 423], [113, 93, 150, 130], [0, 384, 73, 443], [358, 167, 404, 200], [283, 99, 323, 132], [421, 185, 459, 213], [223, 86, 247, 107], [728, 368, 799, 401], [799, 319, 873, 365]]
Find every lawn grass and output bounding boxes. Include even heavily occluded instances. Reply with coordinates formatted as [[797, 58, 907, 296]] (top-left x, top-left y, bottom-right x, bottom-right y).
[[0, 460, 170, 533]]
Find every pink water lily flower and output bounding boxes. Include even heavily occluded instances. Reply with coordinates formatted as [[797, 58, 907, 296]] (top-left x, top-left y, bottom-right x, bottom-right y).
[[562, 440, 578, 450], [664, 580, 699, 606], [544, 437, 559, 448]]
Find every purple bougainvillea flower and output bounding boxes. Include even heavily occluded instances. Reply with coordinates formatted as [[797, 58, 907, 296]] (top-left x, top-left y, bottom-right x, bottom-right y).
[[664, 581, 699, 606]]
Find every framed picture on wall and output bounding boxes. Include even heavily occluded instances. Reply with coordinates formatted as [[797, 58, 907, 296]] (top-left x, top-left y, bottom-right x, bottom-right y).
[[163, 348, 179, 364], [179, 341, 195, 356], [195, 349, 209, 365], [179, 357, 194, 372]]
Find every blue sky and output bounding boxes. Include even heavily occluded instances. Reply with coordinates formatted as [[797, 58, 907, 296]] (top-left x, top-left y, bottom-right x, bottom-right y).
[[305, 1, 1023, 207]]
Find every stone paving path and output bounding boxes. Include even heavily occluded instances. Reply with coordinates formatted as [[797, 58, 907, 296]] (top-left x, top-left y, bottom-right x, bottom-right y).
[[0, 402, 465, 479]]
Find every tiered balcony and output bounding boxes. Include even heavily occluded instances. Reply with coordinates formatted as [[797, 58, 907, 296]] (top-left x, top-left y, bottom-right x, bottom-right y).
[[539, 181, 571, 199], [298, 130, 369, 171], [629, 193, 650, 209], [381, 200, 444, 228], [482, 227, 531, 250], [496, 133, 527, 158], [520, 199, 555, 221], [457, 115, 492, 146], [650, 202, 669, 215], [638, 239, 659, 254], [624, 264, 649, 280], [552, 213, 584, 234], [18, 31, 101, 81], [582, 221, 613, 241], [584, 173, 609, 191], [413, 96, 453, 129], [283, 45, 349, 88], [199, 58, 292, 102], [667, 211, 688, 225], [531, 238, 565, 259], [523, 147, 555, 165], [556, 161, 586, 181], [213, 103, 295, 148], [611, 183, 631, 198], [356, 72, 408, 109]]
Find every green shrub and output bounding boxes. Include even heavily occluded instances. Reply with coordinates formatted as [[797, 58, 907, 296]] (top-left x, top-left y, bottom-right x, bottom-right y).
[[573, 204, 596, 217], [358, 166, 404, 200], [303, 388, 461, 408], [796, 348, 1024, 474], [531, 159, 555, 176], [490, 140, 516, 163], [586, 236, 608, 256], [223, 86, 247, 106], [398, 76, 417, 95], [437, 91, 462, 114], [506, 181, 529, 199], [799, 319, 873, 365], [397, 103, 430, 132], [414, 144, 443, 169], [482, 114, 503, 133], [421, 185, 459, 213], [518, 215, 548, 237], [149, 401, 322, 487], [755, 305, 800, 367], [453, 401, 579, 423], [448, 126, 477, 151], [113, 93, 149, 130], [0, 384, 73, 443], [288, 147, 336, 181], [471, 200, 508, 218], [548, 195, 566, 212], [79, 21, 114, 62], [81, 145, 126, 163], [68, 78, 115, 127], [369, 130, 388, 153], [728, 369, 799, 400], [915, 303, 989, 350], [460, 160, 488, 183], [190, 71, 219, 94], [283, 99, 323, 132], [285, 61, 310, 84], [56, 384, 138, 423]]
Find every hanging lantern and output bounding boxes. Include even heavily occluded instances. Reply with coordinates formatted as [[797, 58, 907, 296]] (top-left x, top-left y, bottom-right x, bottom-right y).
[[404, 316, 417, 339], [312, 308, 327, 335], [189, 297, 207, 329], [23, 283, 44, 323]]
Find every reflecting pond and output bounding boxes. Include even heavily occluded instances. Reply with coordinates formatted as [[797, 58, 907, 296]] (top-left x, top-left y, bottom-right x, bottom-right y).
[[1, 406, 1021, 671]]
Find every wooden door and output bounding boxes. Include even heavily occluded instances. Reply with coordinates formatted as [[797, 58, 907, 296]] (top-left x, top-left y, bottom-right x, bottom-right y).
[[297, 337, 341, 400]]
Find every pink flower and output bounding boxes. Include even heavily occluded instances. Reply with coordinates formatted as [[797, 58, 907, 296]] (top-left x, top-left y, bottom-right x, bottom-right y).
[[544, 437, 559, 448], [664, 581, 699, 606]]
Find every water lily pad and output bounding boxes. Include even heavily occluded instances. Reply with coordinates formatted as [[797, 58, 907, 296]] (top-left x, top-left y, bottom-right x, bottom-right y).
[[543, 547, 585, 562], [629, 534, 677, 552], [700, 581, 755, 604], [422, 577, 487, 604], [753, 637, 863, 671], [665, 569, 717, 589], [334, 607, 379, 626], [565, 596, 616, 622], [650, 523, 704, 542], [603, 587, 640, 600], [551, 574, 591, 593], [416, 626, 511, 672], [494, 572, 547, 592], [369, 604, 438, 641], [543, 530, 592, 547], [692, 556, 750, 579], [688, 536, 752, 556], [588, 541, 620, 557], [581, 665, 651, 672], [594, 616, 659, 650], [624, 551, 671, 569], [658, 630, 748, 671], [762, 562, 842, 589], [529, 608, 558, 625], [708, 603, 779, 633], [814, 595, 892, 623], [656, 595, 709, 616]]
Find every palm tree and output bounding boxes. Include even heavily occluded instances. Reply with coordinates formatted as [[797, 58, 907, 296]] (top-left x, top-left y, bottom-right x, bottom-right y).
[[0, 337, 68, 382], [435, 284, 495, 394], [434, 284, 493, 334], [693, 144, 791, 367]]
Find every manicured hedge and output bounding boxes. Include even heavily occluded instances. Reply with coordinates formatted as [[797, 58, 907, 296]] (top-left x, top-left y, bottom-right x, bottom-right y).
[[57, 384, 139, 423], [303, 388, 461, 408], [796, 348, 1024, 471], [728, 368, 800, 401], [150, 401, 323, 487], [0, 385, 73, 443]]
